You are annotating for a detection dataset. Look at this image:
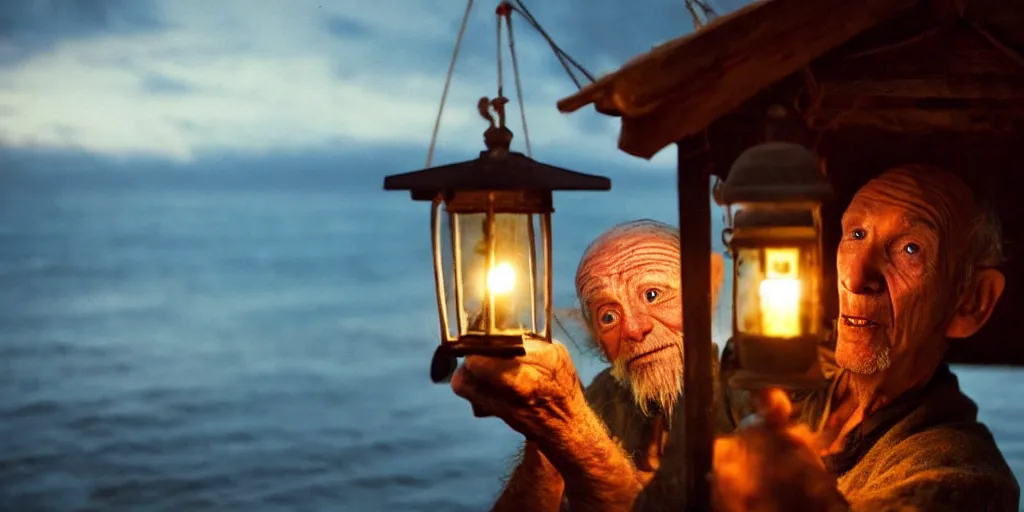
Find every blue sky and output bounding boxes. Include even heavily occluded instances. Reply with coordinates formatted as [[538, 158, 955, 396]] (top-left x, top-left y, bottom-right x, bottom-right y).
[[0, 0, 749, 174]]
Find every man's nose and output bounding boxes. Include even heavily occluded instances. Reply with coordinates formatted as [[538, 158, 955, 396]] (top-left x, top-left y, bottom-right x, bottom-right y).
[[622, 309, 655, 343], [839, 249, 886, 295]]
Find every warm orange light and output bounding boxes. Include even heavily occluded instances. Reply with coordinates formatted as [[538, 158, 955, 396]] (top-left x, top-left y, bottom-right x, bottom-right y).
[[487, 261, 516, 295], [759, 248, 801, 337]]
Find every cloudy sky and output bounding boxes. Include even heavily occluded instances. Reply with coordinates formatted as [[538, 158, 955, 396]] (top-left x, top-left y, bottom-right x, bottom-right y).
[[0, 0, 750, 176]]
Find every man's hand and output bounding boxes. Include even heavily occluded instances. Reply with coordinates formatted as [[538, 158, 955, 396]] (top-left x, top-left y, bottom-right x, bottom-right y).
[[450, 339, 586, 441], [452, 340, 646, 511], [711, 389, 848, 512]]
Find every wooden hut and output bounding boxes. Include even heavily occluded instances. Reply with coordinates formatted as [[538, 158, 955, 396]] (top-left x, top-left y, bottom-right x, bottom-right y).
[[556, 1, 1023, 507], [558, 0, 1024, 366]]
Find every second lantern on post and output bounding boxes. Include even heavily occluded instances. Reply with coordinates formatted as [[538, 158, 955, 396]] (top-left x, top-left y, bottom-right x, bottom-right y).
[[718, 141, 834, 389]]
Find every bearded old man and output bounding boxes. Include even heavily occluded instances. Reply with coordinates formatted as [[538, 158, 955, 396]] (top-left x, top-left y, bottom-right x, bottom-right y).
[[713, 164, 1019, 511], [451, 164, 1018, 511], [451, 219, 731, 511]]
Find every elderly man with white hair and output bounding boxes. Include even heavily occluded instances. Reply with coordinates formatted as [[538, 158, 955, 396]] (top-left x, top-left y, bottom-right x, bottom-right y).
[[712, 164, 1019, 511], [452, 219, 731, 511]]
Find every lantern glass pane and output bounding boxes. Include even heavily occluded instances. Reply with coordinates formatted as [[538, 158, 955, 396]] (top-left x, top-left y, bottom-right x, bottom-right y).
[[532, 213, 548, 339], [735, 245, 817, 338], [453, 211, 538, 337], [437, 206, 458, 341]]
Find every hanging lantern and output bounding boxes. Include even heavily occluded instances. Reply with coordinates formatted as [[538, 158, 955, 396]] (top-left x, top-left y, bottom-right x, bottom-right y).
[[384, 97, 610, 383], [718, 140, 833, 389]]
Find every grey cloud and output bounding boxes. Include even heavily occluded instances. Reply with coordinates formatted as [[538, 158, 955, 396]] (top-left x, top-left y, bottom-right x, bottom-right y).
[[324, 16, 375, 39], [141, 74, 193, 94], [0, 0, 164, 62], [322, 0, 751, 87]]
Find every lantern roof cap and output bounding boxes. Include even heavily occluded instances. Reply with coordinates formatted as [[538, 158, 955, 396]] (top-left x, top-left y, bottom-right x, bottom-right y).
[[719, 141, 833, 205], [385, 96, 611, 200], [384, 149, 611, 201]]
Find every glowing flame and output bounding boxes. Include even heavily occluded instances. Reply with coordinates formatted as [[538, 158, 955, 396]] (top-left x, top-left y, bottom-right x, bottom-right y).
[[487, 262, 516, 295], [759, 248, 801, 337]]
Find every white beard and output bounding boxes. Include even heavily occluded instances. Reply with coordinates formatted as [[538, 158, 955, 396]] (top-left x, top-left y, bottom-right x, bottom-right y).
[[836, 340, 892, 375], [611, 348, 684, 417]]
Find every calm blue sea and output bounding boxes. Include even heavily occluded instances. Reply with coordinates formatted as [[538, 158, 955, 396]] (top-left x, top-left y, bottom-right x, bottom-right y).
[[1, 161, 1022, 511]]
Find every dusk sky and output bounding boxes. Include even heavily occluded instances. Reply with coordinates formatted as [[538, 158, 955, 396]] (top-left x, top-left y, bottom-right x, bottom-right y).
[[0, 0, 750, 176]]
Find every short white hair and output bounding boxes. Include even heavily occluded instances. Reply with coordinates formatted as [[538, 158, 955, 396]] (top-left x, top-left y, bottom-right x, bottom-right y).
[[574, 219, 679, 324]]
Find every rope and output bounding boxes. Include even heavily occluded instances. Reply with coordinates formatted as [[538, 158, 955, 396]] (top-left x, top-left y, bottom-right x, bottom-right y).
[[426, 0, 474, 168], [511, 4, 581, 88], [504, 11, 532, 157], [425, 0, 593, 167], [496, 10, 505, 97], [510, 0, 595, 88], [685, 0, 718, 30], [685, 1, 703, 30]]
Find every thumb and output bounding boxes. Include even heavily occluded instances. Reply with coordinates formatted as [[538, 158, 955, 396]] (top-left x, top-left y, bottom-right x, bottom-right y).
[[753, 388, 793, 429]]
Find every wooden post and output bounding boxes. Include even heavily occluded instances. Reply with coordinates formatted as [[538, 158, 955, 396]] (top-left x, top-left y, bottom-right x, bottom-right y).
[[678, 136, 714, 512]]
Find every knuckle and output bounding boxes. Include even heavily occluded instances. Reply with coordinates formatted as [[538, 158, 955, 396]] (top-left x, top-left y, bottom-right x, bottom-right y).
[[462, 355, 484, 373]]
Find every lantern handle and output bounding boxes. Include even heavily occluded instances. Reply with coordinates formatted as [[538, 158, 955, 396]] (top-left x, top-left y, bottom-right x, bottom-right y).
[[492, 96, 510, 129], [477, 96, 496, 128], [475, 94, 509, 132], [479, 96, 514, 152]]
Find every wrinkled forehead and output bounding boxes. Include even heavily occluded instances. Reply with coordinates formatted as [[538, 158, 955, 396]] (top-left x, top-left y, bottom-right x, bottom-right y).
[[575, 232, 679, 299], [845, 166, 975, 234]]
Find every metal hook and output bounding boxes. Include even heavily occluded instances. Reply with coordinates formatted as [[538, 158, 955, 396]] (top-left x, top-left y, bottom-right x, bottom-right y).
[[711, 175, 725, 206], [721, 227, 734, 259]]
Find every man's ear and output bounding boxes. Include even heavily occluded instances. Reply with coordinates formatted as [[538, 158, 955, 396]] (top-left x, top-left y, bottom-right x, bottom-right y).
[[946, 268, 1006, 339], [710, 252, 726, 308]]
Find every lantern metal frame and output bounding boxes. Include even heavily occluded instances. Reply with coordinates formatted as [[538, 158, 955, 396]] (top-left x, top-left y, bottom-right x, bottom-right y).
[[430, 187, 553, 358], [384, 97, 610, 382], [718, 140, 834, 390]]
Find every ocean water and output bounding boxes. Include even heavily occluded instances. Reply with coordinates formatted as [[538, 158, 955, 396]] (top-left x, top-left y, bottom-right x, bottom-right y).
[[1, 164, 1022, 511]]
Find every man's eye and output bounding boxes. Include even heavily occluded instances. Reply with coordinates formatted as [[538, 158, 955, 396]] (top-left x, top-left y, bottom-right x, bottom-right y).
[[904, 243, 921, 255], [850, 229, 866, 240], [644, 289, 659, 303], [600, 312, 617, 325]]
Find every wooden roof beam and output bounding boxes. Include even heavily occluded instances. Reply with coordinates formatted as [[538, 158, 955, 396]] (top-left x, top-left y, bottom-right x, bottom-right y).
[[558, 0, 921, 159]]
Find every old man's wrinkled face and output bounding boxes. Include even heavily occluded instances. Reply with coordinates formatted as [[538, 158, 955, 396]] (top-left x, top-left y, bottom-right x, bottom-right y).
[[575, 221, 723, 416], [577, 230, 683, 415], [835, 167, 975, 376]]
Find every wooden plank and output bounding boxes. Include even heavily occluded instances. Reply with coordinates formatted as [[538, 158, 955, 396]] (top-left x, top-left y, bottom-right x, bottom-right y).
[[815, 76, 1024, 99], [558, 0, 921, 116], [619, 75, 1024, 159], [677, 136, 714, 512], [816, 22, 1023, 83], [557, 0, 918, 129], [956, 0, 1024, 52], [810, 106, 1024, 132], [579, 0, 919, 158]]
